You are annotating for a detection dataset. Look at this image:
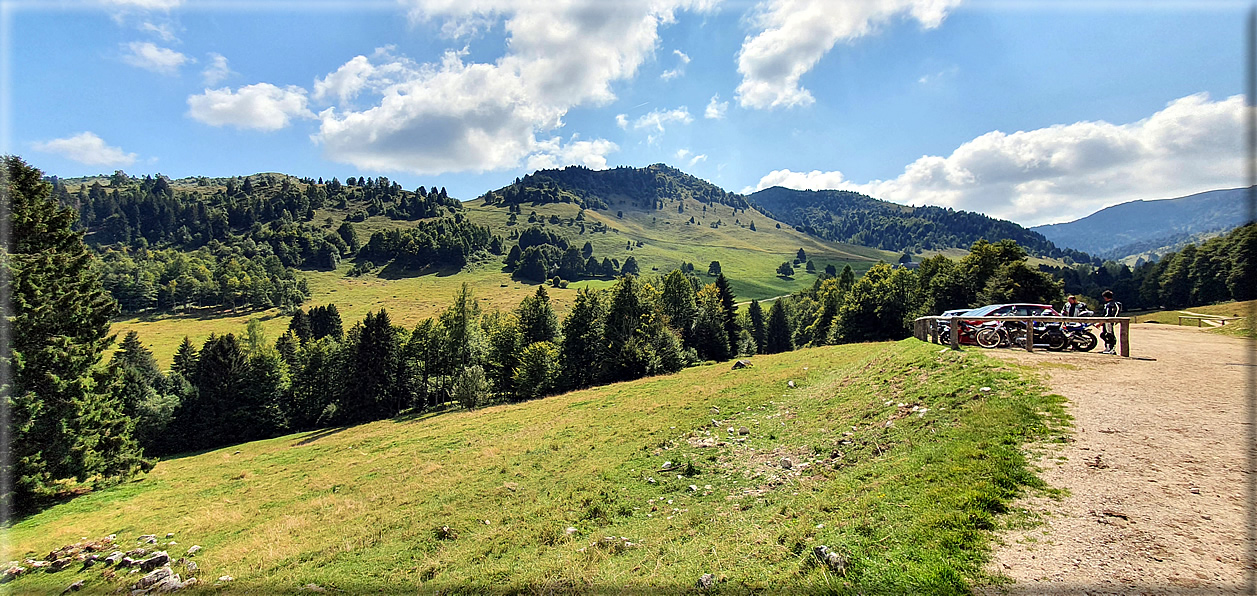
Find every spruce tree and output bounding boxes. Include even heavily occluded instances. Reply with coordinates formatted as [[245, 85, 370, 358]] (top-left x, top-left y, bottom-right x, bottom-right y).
[[560, 287, 606, 390], [517, 285, 559, 345], [4, 156, 143, 514], [763, 299, 793, 354], [713, 273, 739, 352], [747, 299, 766, 354], [171, 336, 198, 380]]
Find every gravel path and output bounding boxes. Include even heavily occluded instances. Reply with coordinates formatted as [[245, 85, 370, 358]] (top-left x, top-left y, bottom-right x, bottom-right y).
[[978, 323, 1254, 595]]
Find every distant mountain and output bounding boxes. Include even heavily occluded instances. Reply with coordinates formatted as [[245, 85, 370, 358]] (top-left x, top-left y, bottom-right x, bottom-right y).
[[747, 186, 1094, 261], [1031, 187, 1251, 261]]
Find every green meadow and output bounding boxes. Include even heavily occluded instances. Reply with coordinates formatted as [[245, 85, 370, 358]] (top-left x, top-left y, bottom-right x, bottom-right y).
[[7, 339, 1067, 594]]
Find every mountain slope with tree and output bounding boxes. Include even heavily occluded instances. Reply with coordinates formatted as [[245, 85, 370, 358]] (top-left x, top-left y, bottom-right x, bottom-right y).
[[748, 186, 1096, 263], [1030, 187, 1251, 262]]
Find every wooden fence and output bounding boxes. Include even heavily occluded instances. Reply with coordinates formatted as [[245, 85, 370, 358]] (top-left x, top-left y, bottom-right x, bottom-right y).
[[913, 315, 1133, 357]]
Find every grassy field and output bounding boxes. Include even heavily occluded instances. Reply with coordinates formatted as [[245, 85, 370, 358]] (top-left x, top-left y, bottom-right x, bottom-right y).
[[1134, 299, 1256, 338], [7, 340, 1068, 594], [112, 193, 895, 367]]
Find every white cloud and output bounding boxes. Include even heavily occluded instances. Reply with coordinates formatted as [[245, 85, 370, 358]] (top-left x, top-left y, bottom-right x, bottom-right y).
[[747, 93, 1246, 226], [615, 113, 629, 129], [736, 0, 960, 109], [201, 53, 233, 86], [311, 0, 717, 174], [121, 41, 190, 75], [32, 132, 137, 167], [688, 153, 707, 167], [526, 135, 619, 171], [660, 49, 690, 80], [313, 55, 377, 105], [103, 0, 181, 10], [140, 21, 177, 41], [630, 106, 692, 133], [704, 94, 728, 119], [675, 148, 692, 160], [187, 83, 314, 131]]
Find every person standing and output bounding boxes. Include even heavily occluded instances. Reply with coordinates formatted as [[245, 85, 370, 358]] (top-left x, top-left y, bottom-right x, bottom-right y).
[[1062, 295, 1086, 317], [1097, 289, 1122, 354]]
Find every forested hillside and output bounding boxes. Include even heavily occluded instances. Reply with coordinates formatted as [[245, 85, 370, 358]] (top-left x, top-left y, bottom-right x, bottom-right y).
[[749, 186, 1096, 262], [1031, 187, 1250, 261]]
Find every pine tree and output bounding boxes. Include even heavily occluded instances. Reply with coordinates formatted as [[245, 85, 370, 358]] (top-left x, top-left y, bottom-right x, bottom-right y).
[[346, 309, 402, 422], [560, 287, 606, 390], [713, 273, 739, 352], [5, 156, 143, 514], [747, 299, 766, 354], [517, 285, 559, 345], [171, 336, 198, 380], [288, 308, 312, 344], [763, 299, 793, 354], [692, 284, 731, 361]]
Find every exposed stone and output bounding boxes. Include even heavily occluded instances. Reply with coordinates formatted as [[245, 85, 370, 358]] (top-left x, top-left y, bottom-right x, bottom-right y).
[[738, 427, 749, 435], [140, 552, 170, 572], [659, 461, 674, 471], [126, 549, 148, 558], [104, 552, 124, 566], [812, 545, 846, 575], [780, 458, 793, 469], [164, 533, 174, 539], [2, 566, 26, 583], [731, 360, 753, 370], [184, 561, 198, 574], [184, 546, 201, 557], [62, 579, 85, 593], [133, 566, 172, 590], [49, 557, 74, 572], [217, 576, 234, 582], [787, 380, 795, 388], [119, 558, 139, 569], [137, 535, 157, 545], [565, 527, 578, 536], [303, 584, 327, 592], [695, 573, 715, 589]]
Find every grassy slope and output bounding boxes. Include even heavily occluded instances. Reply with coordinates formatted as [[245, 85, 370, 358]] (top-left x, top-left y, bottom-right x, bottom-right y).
[[111, 191, 894, 367], [1134, 299, 1256, 338], [7, 340, 1067, 594]]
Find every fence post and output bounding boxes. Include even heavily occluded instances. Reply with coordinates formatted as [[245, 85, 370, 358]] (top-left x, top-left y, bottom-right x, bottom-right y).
[[1026, 320, 1035, 352], [950, 317, 960, 350], [1119, 319, 1130, 357]]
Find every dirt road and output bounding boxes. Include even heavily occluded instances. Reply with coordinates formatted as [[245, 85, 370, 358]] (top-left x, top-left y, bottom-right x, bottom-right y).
[[979, 323, 1253, 595]]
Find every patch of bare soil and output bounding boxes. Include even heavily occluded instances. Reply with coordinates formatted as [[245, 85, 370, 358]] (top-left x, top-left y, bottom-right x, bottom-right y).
[[978, 323, 1253, 595]]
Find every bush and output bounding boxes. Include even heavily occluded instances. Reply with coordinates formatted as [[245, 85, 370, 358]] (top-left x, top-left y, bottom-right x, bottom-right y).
[[453, 365, 490, 410]]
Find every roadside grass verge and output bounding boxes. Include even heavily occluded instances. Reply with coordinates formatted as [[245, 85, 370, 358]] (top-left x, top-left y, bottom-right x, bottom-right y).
[[6, 340, 1067, 594]]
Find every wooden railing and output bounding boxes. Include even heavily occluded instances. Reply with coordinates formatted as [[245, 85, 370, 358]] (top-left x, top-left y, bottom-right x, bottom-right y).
[[913, 315, 1133, 357]]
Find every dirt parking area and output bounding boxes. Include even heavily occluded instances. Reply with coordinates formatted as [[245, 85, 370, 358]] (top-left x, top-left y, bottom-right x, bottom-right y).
[[979, 323, 1253, 595]]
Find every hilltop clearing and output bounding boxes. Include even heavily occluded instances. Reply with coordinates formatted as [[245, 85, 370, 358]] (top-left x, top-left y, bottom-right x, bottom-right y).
[[7, 340, 1065, 594]]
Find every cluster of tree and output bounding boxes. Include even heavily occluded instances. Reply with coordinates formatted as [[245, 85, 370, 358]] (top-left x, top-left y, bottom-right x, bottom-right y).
[[479, 163, 750, 213], [97, 245, 309, 313], [357, 216, 499, 271], [749, 186, 1097, 263], [1040, 223, 1257, 310], [504, 229, 630, 281]]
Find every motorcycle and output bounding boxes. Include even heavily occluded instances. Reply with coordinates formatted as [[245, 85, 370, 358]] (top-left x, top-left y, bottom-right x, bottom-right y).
[[975, 319, 1067, 350]]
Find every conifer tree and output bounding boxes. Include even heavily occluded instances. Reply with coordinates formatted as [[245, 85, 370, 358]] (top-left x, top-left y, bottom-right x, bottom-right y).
[[713, 273, 739, 352], [5, 156, 143, 513], [763, 299, 793, 354], [747, 299, 766, 353], [560, 287, 606, 390], [517, 285, 559, 345]]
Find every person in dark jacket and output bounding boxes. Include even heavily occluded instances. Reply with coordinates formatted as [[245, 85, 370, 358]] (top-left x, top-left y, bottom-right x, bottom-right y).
[[1097, 289, 1122, 354], [1061, 295, 1087, 317]]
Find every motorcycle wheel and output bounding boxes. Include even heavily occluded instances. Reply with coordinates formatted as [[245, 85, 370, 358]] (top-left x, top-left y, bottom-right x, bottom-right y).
[[975, 327, 1002, 349], [1045, 329, 1069, 351], [1072, 331, 1097, 352]]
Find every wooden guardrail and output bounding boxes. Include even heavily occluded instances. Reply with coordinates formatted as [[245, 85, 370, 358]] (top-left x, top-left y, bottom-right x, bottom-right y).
[[913, 315, 1133, 357], [1177, 315, 1244, 327]]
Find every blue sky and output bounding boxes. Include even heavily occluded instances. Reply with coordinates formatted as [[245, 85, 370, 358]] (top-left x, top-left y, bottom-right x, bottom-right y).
[[5, 0, 1248, 226]]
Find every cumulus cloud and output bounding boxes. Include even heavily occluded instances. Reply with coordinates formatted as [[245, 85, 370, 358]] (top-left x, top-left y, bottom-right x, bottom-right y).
[[310, 0, 716, 174], [704, 94, 728, 119], [746, 93, 1246, 226], [121, 41, 190, 75], [737, 0, 960, 109], [615, 113, 630, 129], [661, 49, 690, 80], [688, 153, 707, 166], [187, 83, 314, 131], [32, 132, 137, 167], [526, 135, 619, 171], [201, 53, 233, 86]]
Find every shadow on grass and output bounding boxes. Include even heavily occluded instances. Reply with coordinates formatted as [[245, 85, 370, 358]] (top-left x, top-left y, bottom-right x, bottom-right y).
[[374, 261, 464, 280], [291, 426, 352, 446], [126, 306, 281, 324]]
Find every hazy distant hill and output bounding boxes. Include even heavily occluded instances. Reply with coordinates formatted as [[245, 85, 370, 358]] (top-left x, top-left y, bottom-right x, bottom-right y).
[[747, 186, 1093, 262], [1031, 187, 1251, 261]]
